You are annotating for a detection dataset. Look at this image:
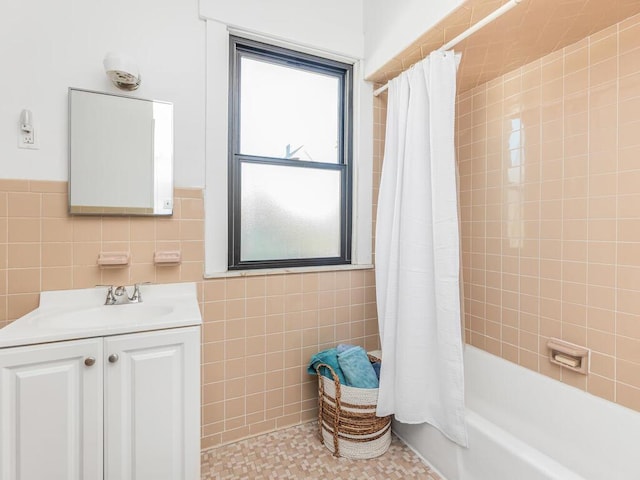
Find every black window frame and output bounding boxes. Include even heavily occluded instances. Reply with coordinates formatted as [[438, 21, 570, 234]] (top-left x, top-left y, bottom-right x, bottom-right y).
[[228, 36, 353, 270]]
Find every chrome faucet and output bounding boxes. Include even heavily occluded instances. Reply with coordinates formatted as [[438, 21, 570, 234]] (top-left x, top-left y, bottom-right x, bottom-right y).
[[102, 283, 148, 305]]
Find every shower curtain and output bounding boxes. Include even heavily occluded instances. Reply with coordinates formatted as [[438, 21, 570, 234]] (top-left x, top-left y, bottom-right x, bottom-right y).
[[375, 51, 468, 447]]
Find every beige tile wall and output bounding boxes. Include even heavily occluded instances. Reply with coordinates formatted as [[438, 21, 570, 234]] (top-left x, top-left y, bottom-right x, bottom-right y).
[[457, 13, 640, 412], [0, 179, 380, 449], [0, 181, 205, 324], [373, 93, 388, 258]]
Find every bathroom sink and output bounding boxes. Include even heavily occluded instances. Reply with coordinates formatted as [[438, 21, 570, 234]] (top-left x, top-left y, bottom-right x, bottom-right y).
[[0, 282, 202, 348], [34, 304, 175, 329]]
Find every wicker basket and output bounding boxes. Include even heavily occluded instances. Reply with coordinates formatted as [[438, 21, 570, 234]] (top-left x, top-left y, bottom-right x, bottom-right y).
[[315, 356, 392, 459]]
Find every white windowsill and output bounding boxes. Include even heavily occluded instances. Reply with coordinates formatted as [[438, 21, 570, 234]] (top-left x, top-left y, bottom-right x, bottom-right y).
[[203, 263, 374, 279]]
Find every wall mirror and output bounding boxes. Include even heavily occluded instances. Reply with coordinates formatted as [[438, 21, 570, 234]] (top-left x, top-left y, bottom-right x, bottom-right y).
[[68, 88, 174, 215]]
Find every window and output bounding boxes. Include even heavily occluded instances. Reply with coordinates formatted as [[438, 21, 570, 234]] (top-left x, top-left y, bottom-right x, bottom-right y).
[[228, 36, 353, 270]]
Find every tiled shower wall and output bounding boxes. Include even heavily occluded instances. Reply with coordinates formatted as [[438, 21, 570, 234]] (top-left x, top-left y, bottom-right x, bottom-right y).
[[0, 179, 380, 449], [457, 13, 640, 411]]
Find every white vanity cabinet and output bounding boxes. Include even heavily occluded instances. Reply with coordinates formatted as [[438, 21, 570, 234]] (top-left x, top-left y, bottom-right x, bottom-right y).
[[0, 338, 104, 480], [0, 326, 200, 480], [104, 327, 200, 480]]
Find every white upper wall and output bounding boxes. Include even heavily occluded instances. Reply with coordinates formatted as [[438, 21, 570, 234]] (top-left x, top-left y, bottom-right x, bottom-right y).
[[363, 0, 464, 79], [0, 0, 366, 186], [200, 0, 364, 58], [0, 0, 205, 186], [0, 0, 462, 185]]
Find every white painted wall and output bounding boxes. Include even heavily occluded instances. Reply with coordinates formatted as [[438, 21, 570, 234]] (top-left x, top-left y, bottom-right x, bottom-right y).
[[363, 0, 464, 79], [199, 0, 364, 58], [0, 0, 367, 186], [0, 0, 205, 187], [0, 0, 464, 184]]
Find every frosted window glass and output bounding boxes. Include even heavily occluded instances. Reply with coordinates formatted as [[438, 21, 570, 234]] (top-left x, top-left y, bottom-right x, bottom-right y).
[[240, 57, 340, 163], [241, 163, 341, 261]]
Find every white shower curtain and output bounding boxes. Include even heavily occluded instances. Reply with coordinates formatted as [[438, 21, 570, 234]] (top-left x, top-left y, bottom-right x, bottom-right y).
[[375, 51, 468, 447]]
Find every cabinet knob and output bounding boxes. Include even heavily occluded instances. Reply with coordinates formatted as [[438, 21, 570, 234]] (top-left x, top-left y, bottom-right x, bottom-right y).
[[84, 357, 96, 367], [108, 353, 119, 363]]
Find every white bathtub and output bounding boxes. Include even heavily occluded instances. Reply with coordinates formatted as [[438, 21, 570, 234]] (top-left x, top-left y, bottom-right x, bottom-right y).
[[393, 345, 640, 480]]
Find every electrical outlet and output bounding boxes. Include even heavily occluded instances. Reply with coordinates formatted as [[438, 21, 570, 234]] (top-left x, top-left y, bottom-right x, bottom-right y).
[[18, 125, 39, 150]]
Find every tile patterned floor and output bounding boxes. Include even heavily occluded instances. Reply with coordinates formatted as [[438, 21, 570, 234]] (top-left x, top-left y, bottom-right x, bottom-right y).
[[201, 422, 442, 480]]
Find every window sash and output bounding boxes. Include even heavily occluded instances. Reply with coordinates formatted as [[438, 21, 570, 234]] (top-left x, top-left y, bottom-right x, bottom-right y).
[[229, 155, 350, 269], [228, 36, 353, 270]]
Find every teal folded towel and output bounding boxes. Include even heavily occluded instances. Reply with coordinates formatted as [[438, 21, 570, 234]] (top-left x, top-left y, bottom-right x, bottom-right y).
[[337, 346, 379, 388], [337, 343, 356, 354], [307, 348, 347, 384]]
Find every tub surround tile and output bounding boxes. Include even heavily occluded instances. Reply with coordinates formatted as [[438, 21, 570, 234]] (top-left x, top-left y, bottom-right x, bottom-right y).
[[455, 13, 640, 409], [370, 1, 640, 93]]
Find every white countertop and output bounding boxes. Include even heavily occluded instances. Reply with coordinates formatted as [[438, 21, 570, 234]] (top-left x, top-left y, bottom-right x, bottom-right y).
[[0, 282, 202, 348]]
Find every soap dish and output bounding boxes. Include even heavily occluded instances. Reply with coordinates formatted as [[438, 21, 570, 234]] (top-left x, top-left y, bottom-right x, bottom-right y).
[[98, 252, 130, 267], [547, 338, 590, 374], [154, 250, 181, 266]]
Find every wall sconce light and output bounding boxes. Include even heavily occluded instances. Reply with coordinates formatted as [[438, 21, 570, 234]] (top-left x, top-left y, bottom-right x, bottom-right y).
[[103, 52, 141, 91]]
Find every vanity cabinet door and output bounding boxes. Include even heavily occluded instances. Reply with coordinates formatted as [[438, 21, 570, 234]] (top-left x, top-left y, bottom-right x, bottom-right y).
[[104, 326, 200, 480], [0, 338, 103, 480]]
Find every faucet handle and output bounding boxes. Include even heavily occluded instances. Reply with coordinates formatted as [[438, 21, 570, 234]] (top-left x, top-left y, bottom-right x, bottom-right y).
[[129, 282, 151, 303], [96, 285, 117, 305]]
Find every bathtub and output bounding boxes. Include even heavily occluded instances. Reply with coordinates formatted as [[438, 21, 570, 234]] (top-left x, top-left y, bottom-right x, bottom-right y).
[[392, 345, 640, 480]]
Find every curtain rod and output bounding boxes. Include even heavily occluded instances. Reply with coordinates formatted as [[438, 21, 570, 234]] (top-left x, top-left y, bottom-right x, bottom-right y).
[[372, 0, 522, 97]]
